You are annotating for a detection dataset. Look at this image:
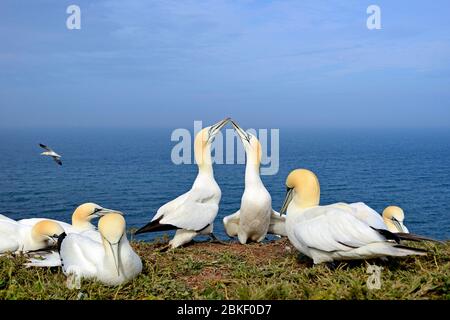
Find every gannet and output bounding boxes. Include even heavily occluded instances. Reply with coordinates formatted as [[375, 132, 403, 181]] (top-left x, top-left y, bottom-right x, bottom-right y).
[[223, 120, 286, 244], [23, 203, 121, 267], [135, 118, 230, 249], [0, 216, 65, 254], [383, 206, 409, 233], [39, 143, 62, 166], [280, 169, 428, 264], [59, 213, 142, 286]]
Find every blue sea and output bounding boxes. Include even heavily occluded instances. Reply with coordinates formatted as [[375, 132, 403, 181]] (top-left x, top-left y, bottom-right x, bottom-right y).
[[1, 128, 449, 240]]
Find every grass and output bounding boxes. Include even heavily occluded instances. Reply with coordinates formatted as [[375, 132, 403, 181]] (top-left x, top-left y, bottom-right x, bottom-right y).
[[1, 238, 450, 300]]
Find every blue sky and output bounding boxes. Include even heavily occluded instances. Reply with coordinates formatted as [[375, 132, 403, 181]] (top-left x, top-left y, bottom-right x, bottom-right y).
[[1, 0, 449, 129]]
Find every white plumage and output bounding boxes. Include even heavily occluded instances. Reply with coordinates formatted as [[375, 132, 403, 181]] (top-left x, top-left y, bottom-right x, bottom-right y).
[[0, 214, 64, 254], [223, 120, 286, 243], [281, 169, 426, 264], [59, 213, 142, 286], [135, 118, 230, 248]]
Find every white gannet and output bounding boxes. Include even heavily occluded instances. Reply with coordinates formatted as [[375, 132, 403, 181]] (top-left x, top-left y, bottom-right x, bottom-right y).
[[223, 120, 286, 244], [383, 206, 409, 233], [135, 118, 230, 249], [39, 143, 62, 166], [280, 169, 428, 264], [23, 203, 122, 267], [0, 216, 65, 254], [59, 213, 142, 286]]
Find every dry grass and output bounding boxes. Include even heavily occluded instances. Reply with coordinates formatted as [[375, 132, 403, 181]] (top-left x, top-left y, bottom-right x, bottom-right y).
[[1, 238, 450, 300]]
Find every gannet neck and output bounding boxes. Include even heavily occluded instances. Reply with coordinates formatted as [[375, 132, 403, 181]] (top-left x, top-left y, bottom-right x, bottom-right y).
[[245, 161, 263, 188], [72, 219, 95, 231], [194, 131, 214, 176]]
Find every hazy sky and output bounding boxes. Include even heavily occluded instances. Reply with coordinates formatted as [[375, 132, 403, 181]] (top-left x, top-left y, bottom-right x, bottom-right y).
[[1, 0, 449, 129]]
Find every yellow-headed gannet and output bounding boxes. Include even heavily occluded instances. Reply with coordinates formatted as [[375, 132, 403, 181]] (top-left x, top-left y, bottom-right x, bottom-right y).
[[135, 118, 230, 249], [39, 143, 62, 166], [23, 203, 121, 267], [59, 213, 142, 286], [0, 215, 64, 254], [223, 120, 286, 244], [280, 169, 429, 264], [383, 206, 409, 233]]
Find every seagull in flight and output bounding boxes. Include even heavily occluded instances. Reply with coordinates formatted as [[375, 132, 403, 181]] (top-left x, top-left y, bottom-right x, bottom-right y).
[[39, 144, 62, 166]]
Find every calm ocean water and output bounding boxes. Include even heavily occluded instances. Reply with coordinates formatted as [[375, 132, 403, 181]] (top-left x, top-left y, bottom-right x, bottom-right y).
[[0, 128, 449, 240]]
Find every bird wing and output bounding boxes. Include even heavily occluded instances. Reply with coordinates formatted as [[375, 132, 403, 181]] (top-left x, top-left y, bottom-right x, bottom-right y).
[[346, 202, 387, 229], [294, 207, 386, 253], [158, 189, 219, 231], [39, 144, 53, 152], [268, 210, 287, 236], [152, 191, 190, 222], [53, 157, 62, 166], [223, 210, 240, 237], [60, 234, 103, 277]]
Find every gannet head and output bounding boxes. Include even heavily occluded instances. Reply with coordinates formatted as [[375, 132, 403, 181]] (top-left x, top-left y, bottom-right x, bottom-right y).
[[194, 118, 230, 167], [98, 213, 126, 277], [72, 203, 123, 230], [383, 206, 407, 233], [31, 220, 65, 246], [280, 169, 321, 214], [231, 120, 262, 166]]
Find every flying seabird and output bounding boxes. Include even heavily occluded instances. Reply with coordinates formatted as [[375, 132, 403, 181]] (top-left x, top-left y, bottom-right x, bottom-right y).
[[39, 143, 62, 165]]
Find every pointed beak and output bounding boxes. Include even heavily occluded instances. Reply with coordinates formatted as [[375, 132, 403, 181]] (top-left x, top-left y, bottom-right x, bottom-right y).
[[231, 120, 250, 143], [94, 208, 124, 218], [107, 240, 121, 277], [208, 118, 230, 142], [280, 188, 294, 215]]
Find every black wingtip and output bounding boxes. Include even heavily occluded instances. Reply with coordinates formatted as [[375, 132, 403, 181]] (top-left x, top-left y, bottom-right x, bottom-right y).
[[396, 232, 442, 244], [371, 227, 401, 243], [134, 217, 179, 235], [39, 143, 46, 148]]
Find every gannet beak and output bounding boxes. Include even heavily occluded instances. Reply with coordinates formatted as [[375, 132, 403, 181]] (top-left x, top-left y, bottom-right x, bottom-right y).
[[107, 240, 121, 277], [208, 118, 230, 142], [280, 188, 294, 215], [392, 218, 405, 233], [231, 120, 250, 143], [95, 207, 124, 218]]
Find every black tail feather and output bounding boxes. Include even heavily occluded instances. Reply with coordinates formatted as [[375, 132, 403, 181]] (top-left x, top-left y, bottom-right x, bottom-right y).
[[134, 217, 179, 235], [393, 244, 428, 254], [396, 232, 442, 243], [371, 227, 401, 243]]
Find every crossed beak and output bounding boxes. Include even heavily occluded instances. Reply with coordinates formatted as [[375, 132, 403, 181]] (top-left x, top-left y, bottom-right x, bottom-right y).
[[93, 207, 124, 218], [208, 118, 231, 142], [231, 120, 250, 143], [280, 188, 294, 215]]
